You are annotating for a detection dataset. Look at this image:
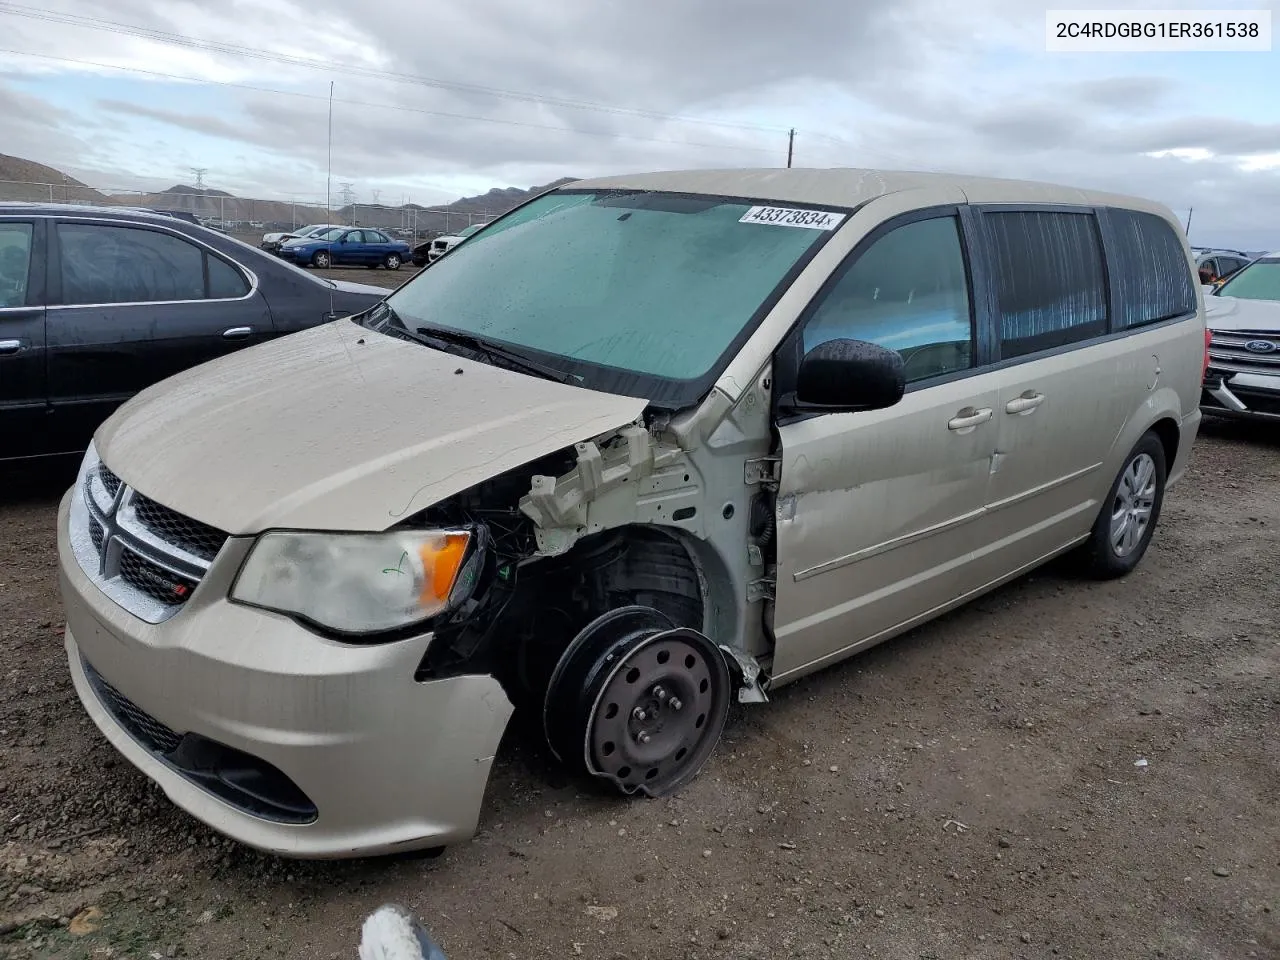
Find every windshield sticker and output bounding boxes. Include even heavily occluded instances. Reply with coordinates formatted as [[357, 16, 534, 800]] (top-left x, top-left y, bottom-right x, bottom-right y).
[[739, 206, 846, 230]]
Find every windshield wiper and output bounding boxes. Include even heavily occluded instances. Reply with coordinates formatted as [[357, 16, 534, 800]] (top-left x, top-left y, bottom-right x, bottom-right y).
[[414, 324, 580, 385]]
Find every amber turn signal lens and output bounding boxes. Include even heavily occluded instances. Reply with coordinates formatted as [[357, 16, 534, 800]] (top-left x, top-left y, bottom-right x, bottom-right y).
[[419, 532, 470, 606]]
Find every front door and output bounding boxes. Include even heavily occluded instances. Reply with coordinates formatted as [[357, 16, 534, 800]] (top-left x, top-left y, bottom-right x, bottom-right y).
[[771, 210, 999, 683], [0, 218, 51, 458]]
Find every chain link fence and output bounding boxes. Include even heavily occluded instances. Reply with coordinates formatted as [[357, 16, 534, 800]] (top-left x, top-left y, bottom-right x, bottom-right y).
[[0, 180, 498, 241]]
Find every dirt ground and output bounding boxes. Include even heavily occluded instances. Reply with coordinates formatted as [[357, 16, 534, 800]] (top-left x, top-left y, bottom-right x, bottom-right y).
[[310, 263, 422, 291], [1, 419, 1276, 960]]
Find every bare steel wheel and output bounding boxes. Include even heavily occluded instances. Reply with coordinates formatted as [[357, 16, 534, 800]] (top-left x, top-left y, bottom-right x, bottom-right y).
[[543, 606, 731, 797]]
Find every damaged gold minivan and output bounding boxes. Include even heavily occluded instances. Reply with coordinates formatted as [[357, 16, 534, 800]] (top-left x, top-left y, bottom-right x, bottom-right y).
[[57, 169, 1207, 857]]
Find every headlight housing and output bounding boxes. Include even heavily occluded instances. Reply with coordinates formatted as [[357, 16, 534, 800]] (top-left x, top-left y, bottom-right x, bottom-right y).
[[230, 529, 480, 636]]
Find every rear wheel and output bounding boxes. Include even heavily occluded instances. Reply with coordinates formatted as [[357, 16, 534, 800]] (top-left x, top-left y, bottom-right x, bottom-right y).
[[1079, 431, 1167, 579], [384, 253, 402, 270]]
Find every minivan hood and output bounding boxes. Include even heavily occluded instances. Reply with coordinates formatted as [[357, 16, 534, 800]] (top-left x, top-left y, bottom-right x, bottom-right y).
[[1205, 294, 1280, 333], [95, 320, 647, 535]]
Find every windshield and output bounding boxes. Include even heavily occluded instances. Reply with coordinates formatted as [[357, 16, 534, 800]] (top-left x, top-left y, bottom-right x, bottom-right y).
[[458, 223, 485, 237], [380, 189, 842, 401], [1218, 258, 1280, 301]]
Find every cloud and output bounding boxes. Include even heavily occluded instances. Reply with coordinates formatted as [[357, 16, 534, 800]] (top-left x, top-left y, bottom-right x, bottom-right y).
[[0, 0, 1277, 248]]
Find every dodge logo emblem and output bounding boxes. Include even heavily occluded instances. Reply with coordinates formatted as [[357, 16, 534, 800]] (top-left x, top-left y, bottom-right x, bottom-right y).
[[1245, 339, 1277, 353]]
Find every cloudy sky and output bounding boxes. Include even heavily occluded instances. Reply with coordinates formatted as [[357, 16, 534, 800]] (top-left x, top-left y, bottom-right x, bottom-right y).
[[1, 0, 1278, 248]]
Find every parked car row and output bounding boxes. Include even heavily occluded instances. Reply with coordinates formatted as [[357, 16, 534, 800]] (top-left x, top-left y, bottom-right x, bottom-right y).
[[50, 168, 1212, 860], [0, 203, 387, 461], [276, 227, 412, 271]]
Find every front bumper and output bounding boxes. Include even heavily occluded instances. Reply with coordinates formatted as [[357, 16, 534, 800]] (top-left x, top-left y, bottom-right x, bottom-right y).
[[57, 489, 513, 858], [1201, 370, 1280, 422]]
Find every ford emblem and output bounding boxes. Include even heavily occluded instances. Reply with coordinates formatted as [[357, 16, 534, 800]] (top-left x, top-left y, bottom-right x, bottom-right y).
[[1245, 339, 1277, 353]]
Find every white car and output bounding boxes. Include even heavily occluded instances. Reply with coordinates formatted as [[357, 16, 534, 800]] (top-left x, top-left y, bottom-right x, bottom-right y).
[[262, 223, 342, 252], [420, 222, 486, 264], [1202, 251, 1280, 422]]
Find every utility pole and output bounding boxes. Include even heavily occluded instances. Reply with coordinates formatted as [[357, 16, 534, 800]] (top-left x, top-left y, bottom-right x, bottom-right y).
[[786, 129, 795, 168], [1185, 207, 1193, 238]]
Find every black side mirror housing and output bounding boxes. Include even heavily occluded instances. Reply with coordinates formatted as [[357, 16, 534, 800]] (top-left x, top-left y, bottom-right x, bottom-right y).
[[788, 338, 906, 413]]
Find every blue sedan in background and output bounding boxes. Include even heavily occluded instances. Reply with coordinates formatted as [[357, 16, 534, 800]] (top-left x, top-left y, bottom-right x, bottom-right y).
[[278, 227, 412, 270]]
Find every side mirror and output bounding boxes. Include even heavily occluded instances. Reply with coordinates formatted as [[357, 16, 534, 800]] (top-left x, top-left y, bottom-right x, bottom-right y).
[[791, 338, 906, 412], [1202, 283, 1219, 297]]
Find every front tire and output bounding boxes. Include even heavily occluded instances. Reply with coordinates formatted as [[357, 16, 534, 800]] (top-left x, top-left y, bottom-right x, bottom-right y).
[[543, 607, 730, 798], [1079, 432, 1167, 579], [311, 250, 331, 269]]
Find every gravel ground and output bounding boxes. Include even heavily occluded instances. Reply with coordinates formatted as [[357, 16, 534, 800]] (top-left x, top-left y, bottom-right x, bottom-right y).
[[1, 418, 1277, 960], [310, 264, 420, 291]]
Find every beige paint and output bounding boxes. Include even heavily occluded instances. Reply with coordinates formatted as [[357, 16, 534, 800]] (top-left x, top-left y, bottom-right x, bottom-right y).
[[94, 319, 646, 535], [57, 167, 1208, 857]]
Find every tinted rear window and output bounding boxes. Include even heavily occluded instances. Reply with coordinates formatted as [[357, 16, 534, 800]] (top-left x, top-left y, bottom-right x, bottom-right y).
[[1107, 210, 1196, 328], [986, 211, 1108, 360]]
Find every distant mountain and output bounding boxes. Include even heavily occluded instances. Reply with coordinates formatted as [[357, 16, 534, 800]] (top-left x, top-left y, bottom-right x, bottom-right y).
[[0, 153, 106, 202], [0, 155, 576, 236]]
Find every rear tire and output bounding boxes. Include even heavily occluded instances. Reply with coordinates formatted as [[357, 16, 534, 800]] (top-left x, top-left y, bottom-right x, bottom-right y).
[[1078, 431, 1167, 579], [384, 253, 402, 270]]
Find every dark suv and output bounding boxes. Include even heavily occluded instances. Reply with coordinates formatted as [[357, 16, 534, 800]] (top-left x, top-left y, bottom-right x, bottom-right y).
[[0, 203, 387, 462]]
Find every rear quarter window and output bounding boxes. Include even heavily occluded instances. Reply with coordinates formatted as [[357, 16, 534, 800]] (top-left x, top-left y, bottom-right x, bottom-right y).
[[1105, 210, 1196, 328]]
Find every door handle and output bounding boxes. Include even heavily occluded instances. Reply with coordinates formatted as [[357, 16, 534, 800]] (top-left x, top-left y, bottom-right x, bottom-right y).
[[947, 407, 993, 432], [222, 326, 253, 340], [0, 339, 22, 355], [1005, 391, 1045, 415]]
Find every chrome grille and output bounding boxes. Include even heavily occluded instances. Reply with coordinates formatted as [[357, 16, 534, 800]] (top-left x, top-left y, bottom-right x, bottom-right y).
[[118, 548, 199, 605], [1208, 331, 1280, 377], [99, 466, 122, 500], [131, 493, 228, 562], [69, 450, 228, 624]]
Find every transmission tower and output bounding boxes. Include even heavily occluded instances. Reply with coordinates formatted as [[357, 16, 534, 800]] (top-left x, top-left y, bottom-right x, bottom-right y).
[[189, 167, 209, 188], [371, 189, 381, 205]]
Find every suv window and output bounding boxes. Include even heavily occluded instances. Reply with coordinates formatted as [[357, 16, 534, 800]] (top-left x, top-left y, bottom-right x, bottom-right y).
[[1107, 209, 1196, 329], [0, 222, 33, 308], [1219, 256, 1246, 276], [208, 254, 250, 299], [987, 211, 1107, 360], [801, 216, 974, 383], [57, 223, 205, 305]]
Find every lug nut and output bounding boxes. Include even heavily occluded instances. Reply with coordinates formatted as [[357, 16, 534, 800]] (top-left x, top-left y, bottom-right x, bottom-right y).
[[638, 732, 652, 744], [669, 697, 683, 711], [654, 686, 668, 701], [633, 708, 648, 722]]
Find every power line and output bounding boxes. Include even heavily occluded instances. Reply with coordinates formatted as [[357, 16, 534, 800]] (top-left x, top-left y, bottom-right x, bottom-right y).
[[0, 1, 793, 138], [0, 48, 784, 157]]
